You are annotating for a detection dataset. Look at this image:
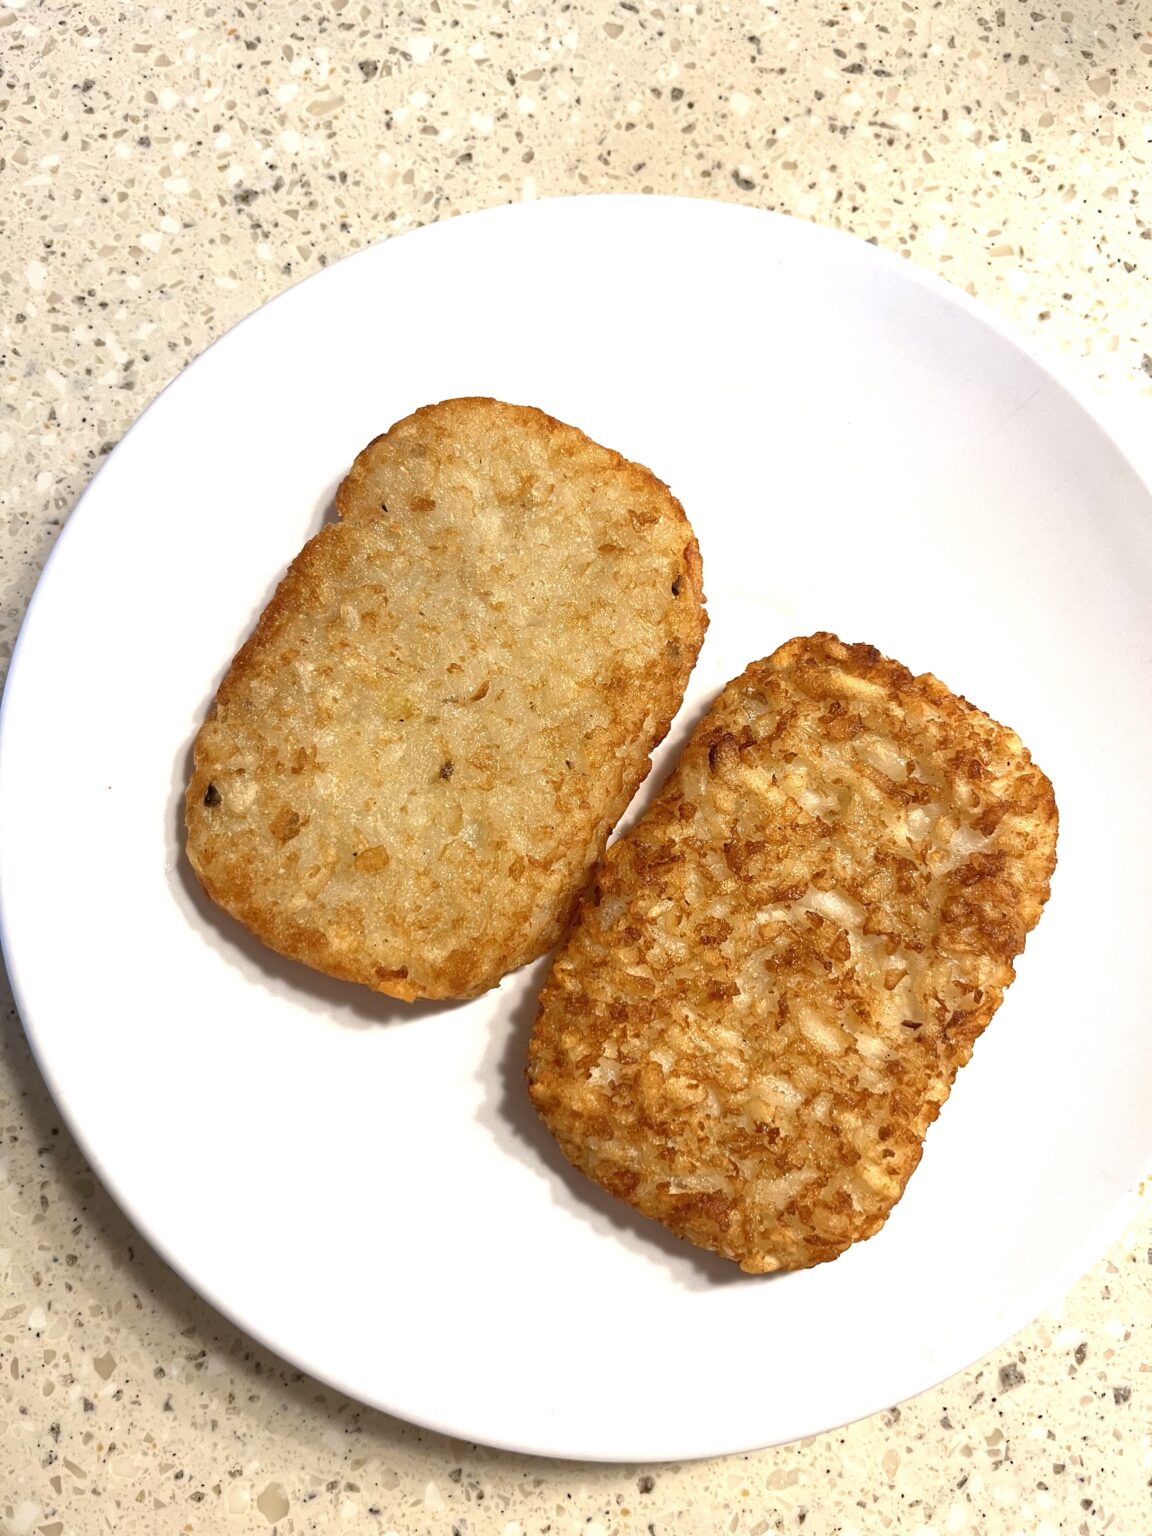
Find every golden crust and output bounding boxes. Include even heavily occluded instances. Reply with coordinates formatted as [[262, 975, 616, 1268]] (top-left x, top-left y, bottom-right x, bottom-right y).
[[527, 633, 1058, 1272], [185, 398, 707, 1000]]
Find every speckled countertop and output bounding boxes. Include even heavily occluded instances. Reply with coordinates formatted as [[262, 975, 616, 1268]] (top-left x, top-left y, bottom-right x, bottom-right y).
[[2, 1, 1151, 1532]]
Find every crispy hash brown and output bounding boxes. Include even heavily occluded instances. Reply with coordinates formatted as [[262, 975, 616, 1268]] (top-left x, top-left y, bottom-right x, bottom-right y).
[[185, 398, 706, 1000], [528, 634, 1058, 1272]]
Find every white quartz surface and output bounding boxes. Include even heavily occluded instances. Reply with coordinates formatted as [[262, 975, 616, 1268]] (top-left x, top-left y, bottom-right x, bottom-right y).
[[1, 2, 1150, 1531]]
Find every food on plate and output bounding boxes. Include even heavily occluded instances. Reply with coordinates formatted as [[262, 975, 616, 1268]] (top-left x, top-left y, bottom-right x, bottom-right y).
[[527, 632, 1058, 1272], [185, 397, 707, 1000]]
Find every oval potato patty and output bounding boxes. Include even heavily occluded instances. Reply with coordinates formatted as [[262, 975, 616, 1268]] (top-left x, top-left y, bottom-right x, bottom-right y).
[[528, 634, 1057, 1271], [185, 398, 707, 1000]]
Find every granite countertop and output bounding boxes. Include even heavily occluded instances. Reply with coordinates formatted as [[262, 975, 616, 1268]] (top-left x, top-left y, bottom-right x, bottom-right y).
[[2, 1, 1150, 1531]]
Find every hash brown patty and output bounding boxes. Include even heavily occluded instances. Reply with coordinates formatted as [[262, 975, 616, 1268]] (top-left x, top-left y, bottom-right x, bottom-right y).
[[186, 398, 707, 999], [527, 633, 1057, 1271]]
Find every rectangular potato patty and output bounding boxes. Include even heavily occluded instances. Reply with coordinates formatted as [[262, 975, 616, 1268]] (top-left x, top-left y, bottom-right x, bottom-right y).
[[185, 398, 706, 1000], [528, 633, 1057, 1271]]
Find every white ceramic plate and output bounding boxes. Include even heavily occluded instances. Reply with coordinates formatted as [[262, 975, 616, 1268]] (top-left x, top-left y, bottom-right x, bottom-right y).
[[2, 197, 1151, 1463]]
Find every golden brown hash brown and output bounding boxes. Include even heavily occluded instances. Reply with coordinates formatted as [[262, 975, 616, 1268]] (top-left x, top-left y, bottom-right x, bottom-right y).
[[528, 633, 1057, 1272], [185, 397, 707, 1000]]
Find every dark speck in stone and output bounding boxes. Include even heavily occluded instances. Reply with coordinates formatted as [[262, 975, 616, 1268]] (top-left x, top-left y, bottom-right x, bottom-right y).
[[670, 86, 684, 101], [998, 1362, 1026, 1391], [1113, 1385, 1131, 1404], [203, 784, 222, 807], [138, 135, 151, 147], [732, 170, 755, 191], [359, 59, 379, 79], [637, 1475, 655, 1494], [1074, 1341, 1087, 1365]]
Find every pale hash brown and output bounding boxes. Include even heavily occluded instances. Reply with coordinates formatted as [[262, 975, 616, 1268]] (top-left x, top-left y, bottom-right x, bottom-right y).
[[527, 633, 1058, 1272], [185, 397, 707, 1000]]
